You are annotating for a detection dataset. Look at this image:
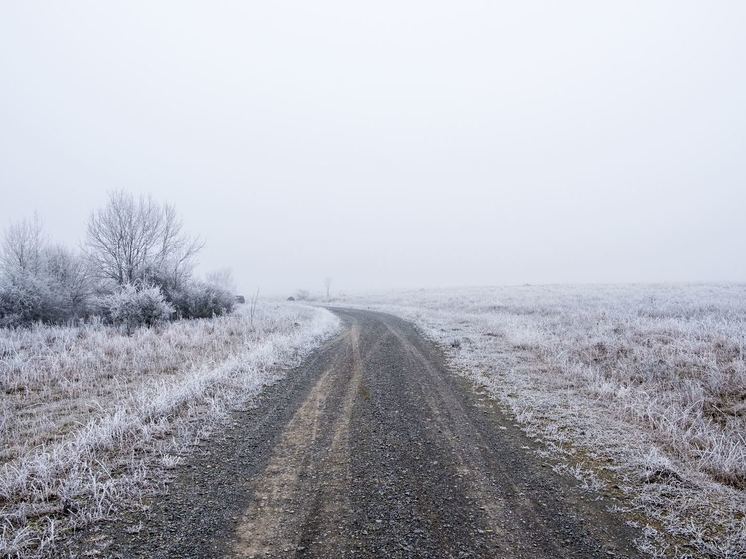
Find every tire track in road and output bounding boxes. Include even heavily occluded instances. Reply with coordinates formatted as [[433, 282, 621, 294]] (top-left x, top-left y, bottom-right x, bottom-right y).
[[232, 324, 363, 558], [382, 319, 636, 557]]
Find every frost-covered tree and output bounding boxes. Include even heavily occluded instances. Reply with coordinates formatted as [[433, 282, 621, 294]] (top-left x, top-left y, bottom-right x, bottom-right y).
[[0, 214, 44, 276], [206, 268, 235, 293], [85, 191, 202, 289], [0, 217, 95, 326], [42, 245, 96, 319]]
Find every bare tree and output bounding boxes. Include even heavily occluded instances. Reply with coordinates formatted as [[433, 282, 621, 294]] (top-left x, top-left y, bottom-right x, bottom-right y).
[[249, 288, 260, 328], [85, 191, 202, 288], [43, 244, 95, 316], [0, 213, 44, 277], [324, 277, 332, 302], [206, 268, 235, 293]]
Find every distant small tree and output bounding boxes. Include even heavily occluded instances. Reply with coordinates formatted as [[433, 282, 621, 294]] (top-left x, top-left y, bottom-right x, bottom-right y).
[[294, 289, 310, 301], [324, 277, 332, 302], [248, 288, 259, 327], [206, 268, 235, 294]]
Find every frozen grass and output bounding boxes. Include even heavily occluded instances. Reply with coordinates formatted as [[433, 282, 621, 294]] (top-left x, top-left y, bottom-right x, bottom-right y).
[[0, 303, 339, 558], [341, 284, 746, 558]]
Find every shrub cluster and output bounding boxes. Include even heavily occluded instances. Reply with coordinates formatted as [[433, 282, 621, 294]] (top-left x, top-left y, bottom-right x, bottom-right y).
[[0, 194, 236, 329]]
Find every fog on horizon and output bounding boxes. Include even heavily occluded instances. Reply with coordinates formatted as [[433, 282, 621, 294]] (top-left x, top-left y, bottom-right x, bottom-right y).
[[1, 1, 745, 296]]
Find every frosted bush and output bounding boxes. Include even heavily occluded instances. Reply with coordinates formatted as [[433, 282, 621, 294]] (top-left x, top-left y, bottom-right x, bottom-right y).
[[100, 284, 174, 332], [169, 281, 234, 319], [0, 274, 66, 327]]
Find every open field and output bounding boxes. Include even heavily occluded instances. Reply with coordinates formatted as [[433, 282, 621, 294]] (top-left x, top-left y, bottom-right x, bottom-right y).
[[3, 285, 744, 558], [0, 303, 339, 558], [340, 284, 746, 558]]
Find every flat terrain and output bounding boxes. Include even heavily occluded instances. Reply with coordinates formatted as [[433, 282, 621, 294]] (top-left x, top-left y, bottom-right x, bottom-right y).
[[69, 309, 641, 558]]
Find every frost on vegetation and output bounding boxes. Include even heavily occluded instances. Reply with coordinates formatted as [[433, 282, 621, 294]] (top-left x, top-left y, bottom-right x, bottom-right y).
[[0, 302, 339, 557], [340, 284, 746, 558], [0, 193, 235, 330], [98, 283, 174, 332], [551, 462, 606, 493]]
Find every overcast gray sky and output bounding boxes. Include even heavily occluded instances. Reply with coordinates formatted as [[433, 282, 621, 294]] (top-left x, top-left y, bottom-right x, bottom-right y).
[[1, 1, 744, 295]]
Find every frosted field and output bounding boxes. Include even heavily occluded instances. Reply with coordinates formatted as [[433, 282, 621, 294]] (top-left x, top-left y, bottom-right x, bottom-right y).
[[340, 284, 746, 558], [0, 303, 339, 557]]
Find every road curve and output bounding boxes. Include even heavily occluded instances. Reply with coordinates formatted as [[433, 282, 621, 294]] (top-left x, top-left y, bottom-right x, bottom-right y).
[[69, 308, 641, 558]]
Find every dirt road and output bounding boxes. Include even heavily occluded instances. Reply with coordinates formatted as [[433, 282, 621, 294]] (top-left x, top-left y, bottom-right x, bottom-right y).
[[72, 309, 641, 558]]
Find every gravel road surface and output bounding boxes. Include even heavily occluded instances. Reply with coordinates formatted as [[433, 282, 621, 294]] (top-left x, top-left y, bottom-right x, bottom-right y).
[[68, 308, 641, 558]]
